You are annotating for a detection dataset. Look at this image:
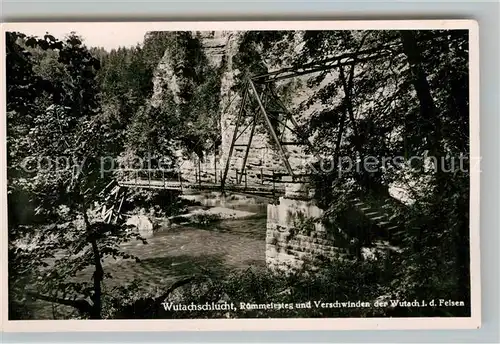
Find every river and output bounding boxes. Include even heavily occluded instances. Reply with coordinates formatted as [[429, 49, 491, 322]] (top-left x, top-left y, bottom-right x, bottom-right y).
[[29, 194, 269, 319]]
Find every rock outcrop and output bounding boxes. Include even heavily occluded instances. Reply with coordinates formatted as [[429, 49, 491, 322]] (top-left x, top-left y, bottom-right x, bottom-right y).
[[126, 214, 154, 238], [148, 30, 412, 205], [149, 31, 328, 186]]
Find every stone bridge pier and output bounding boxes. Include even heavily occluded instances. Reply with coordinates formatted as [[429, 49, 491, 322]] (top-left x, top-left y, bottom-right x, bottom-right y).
[[265, 179, 343, 271]]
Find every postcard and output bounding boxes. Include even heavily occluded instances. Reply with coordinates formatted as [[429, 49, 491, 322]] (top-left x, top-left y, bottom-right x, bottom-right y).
[[1, 20, 480, 331]]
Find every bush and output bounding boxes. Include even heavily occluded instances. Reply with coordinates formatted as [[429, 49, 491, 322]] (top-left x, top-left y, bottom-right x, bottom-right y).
[[111, 258, 392, 319]]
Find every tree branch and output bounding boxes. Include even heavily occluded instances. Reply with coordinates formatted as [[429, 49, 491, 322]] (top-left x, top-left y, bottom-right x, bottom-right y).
[[154, 276, 198, 308], [26, 290, 92, 315]]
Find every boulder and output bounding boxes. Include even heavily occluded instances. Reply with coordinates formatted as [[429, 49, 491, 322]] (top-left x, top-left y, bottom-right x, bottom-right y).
[[126, 215, 154, 237], [153, 217, 171, 232]]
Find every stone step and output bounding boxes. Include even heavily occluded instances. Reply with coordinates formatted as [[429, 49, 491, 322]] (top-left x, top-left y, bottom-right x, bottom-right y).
[[389, 214, 399, 221]]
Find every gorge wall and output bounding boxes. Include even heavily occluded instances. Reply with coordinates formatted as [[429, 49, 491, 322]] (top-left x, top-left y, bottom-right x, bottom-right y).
[[147, 30, 414, 206], [149, 31, 323, 185]]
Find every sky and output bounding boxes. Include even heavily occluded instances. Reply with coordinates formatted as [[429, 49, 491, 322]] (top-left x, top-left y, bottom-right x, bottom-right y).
[[6, 23, 157, 50]]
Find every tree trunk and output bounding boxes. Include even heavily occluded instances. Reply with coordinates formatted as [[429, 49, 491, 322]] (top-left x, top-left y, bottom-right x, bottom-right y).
[[400, 30, 470, 309], [83, 208, 103, 319], [399, 30, 442, 159], [338, 66, 362, 155], [400, 30, 449, 200]]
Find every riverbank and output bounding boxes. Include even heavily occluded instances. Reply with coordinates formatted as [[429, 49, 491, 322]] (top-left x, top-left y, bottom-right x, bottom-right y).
[[25, 193, 269, 320]]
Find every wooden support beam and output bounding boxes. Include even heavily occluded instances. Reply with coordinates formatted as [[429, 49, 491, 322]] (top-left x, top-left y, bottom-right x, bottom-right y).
[[253, 52, 391, 84], [280, 142, 303, 146], [249, 79, 294, 178], [238, 118, 256, 185], [268, 86, 320, 159], [233, 117, 255, 142], [237, 91, 266, 185], [221, 82, 249, 191], [115, 192, 126, 223], [214, 158, 217, 184], [198, 159, 201, 186]]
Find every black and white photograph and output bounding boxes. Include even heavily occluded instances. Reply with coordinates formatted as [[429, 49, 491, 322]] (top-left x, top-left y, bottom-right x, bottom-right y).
[[2, 21, 480, 331]]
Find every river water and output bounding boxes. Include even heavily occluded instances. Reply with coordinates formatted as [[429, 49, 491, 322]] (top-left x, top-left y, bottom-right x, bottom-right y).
[[28, 194, 269, 319], [111, 209, 268, 290]]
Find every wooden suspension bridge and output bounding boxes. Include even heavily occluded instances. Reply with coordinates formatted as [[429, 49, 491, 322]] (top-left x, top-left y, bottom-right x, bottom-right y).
[[118, 167, 289, 199], [96, 47, 388, 223], [95, 169, 291, 225], [111, 38, 437, 198], [96, 43, 420, 238]]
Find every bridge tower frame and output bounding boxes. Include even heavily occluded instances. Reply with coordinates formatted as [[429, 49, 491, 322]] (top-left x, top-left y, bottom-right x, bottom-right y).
[[219, 37, 403, 192]]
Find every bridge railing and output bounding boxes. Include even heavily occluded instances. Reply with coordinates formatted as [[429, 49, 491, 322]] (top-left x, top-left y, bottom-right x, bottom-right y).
[[120, 166, 290, 192], [119, 169, 183, 189]]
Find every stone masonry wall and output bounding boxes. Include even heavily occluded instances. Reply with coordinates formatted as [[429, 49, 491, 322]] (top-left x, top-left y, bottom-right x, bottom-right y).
[[265, 184, 344, 271], [266, 196, 345, 271]]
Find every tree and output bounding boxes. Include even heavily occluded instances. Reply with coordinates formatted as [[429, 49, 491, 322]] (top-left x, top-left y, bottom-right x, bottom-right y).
[[296, 29, 470, 315], [7, 32, 145, 319], [125, 31, 223, 160]]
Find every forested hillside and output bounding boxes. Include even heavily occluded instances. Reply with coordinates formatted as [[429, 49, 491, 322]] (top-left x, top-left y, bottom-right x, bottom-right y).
[[6, 29, 471, 319]]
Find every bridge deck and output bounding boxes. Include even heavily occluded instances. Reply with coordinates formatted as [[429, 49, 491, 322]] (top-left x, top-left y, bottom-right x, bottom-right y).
[[118, 179, 285, 198]]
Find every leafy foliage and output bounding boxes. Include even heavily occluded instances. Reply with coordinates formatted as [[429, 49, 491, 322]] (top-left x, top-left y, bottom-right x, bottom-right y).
[[294, 30, 470, 310], [7, 28, 471, 319], [7, 32, 146, 319]]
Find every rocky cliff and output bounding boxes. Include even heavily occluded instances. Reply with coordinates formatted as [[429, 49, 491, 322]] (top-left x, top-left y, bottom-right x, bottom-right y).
[[149, 31, 326, 186]]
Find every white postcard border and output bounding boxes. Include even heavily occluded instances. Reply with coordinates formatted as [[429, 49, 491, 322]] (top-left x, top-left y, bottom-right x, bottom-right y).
[[0, 19, 481, 332]]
